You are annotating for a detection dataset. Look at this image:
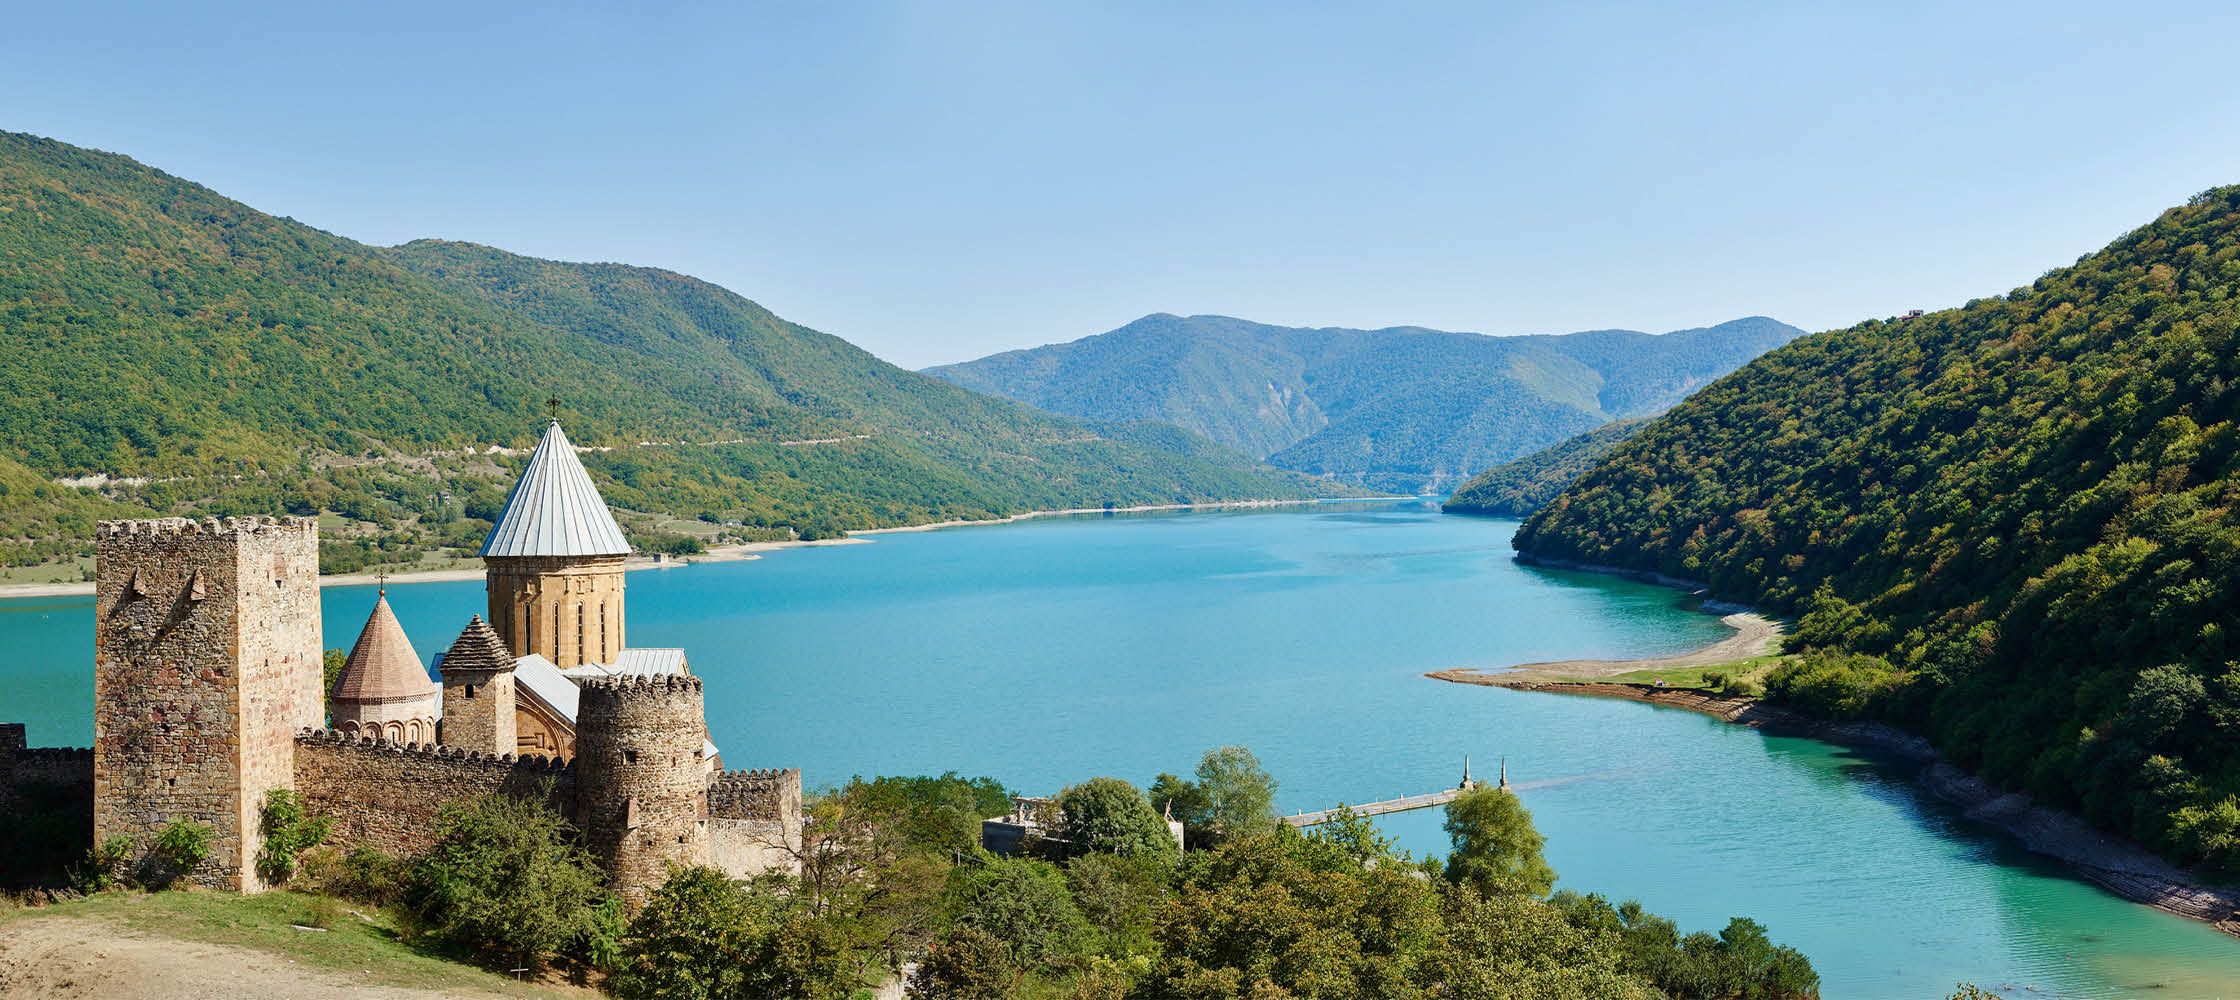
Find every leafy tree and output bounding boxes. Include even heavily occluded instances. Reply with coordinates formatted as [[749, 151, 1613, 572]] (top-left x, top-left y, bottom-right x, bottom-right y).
[[842, 773, 1012, 856], [953, 856, 1090, 964], [1193, 746, 1279, 844], [1148, 772, 1212, 848], [1057, 777, 1176, 859], [404, 791, 611, 971], [1063, 852, 1170, 959], [610, 866, 768, 1000], [322, 649, 347, 723], [1442, 787, 1556, 897]]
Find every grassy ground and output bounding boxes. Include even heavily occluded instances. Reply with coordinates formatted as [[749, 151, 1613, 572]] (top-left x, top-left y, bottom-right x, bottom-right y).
[[0, 555, 93, 586], [1572, 654, 1791, 691], [0, 889, 597, 998]]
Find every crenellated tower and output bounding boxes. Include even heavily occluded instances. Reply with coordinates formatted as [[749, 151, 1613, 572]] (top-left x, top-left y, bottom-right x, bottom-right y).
[[92, 516, 321, 891], [575, 675, 710, 907]]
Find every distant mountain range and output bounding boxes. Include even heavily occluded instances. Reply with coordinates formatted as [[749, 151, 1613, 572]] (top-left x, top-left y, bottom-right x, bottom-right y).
[[925, 314, 1802, 494], [0, 131, 1332, 568]]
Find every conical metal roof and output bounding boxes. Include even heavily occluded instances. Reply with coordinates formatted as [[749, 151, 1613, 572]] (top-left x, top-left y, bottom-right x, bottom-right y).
[[479, 421, 631, 558], [333, 595, 436, 702]]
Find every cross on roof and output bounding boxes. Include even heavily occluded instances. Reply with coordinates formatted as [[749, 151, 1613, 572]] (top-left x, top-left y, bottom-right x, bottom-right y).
[[546, 396, 561, 422]]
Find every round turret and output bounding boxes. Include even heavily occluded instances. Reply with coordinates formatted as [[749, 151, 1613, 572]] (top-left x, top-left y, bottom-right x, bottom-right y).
[[574, 674, 710, 906]]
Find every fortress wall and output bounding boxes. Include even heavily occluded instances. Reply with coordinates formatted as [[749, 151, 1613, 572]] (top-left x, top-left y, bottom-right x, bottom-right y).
[[708, 767, 802, 878], [292, 729, 574, 858]]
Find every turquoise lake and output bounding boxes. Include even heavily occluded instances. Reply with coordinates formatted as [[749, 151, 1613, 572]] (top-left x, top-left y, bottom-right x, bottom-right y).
[[6, 501, 2239, 998]]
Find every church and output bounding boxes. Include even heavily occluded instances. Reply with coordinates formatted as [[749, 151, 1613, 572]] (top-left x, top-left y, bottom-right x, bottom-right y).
[[328, 419, 715, 766]]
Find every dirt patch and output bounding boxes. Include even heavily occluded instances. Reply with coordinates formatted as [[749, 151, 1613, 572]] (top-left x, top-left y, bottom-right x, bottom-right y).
[[0, 912, 562, 1000]]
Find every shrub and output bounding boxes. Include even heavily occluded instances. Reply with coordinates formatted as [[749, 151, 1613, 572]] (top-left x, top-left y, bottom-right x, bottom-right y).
[[70, 835, 134, 894], [404, 792, 612, 971], [149, 817, 214, 888], [302, 844, 407, 906], [257, 789, 332, 884], [953, 856, 1091, 964], [907, 926, 1013, 999]]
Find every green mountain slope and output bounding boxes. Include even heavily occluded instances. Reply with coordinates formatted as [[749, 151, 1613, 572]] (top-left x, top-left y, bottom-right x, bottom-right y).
[[925, 313, 1799, 494], [0, 131, 1333, 570], [1442, 418, 1646, 517], [1515, 187, 2240, 871]]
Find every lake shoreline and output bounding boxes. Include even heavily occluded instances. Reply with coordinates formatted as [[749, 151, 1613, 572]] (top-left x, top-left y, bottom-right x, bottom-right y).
[[1429, 552, 2240, 938], [0, 496, 1389, 599]]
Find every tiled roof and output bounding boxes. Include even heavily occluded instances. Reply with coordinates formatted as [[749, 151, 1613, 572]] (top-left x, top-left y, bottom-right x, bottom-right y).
[[479, 421, 631, 558], [440, 615, 516, 675], [333, 595, 436, 702]]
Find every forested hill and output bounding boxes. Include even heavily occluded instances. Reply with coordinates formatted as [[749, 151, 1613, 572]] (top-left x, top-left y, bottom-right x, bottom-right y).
[[1442, 418, 1645, 518], [924, 313, 1800, 494], [1516, 187, 2240, 872], [0, 130, 1333, 571]]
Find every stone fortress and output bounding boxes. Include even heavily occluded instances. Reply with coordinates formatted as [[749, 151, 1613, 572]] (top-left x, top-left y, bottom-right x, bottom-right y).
[[0, 419, 800, 905]]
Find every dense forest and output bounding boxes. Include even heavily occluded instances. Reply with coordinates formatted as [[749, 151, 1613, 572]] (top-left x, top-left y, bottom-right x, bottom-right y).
[[1443, 418, 1646, 517], [1516, 187, 2240, 873], [926, 314, 1799, 494], [0, 131, 1333, 572]]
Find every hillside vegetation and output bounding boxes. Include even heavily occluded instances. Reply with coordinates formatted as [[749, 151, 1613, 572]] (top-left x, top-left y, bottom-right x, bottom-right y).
[[1444, 418, 1646, 517], [927, 313, 1799, 494], [0, 131, 1332, 571], [1516, 187, 2240, 872]]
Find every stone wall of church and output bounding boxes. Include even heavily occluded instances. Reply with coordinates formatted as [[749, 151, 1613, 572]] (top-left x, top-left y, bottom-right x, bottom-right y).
[[292, 729, 574, 858], [485, 555, 626, 669]]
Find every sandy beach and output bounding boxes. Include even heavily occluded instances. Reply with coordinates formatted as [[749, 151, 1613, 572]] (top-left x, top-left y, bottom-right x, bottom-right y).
[[1426, 610, 1782, 686]]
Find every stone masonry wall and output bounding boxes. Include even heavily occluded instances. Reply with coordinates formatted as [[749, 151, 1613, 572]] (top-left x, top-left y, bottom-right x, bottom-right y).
[[94, 516, 319, 891], [292, 729, 574, 858], [486, 555, 627, 669], [575, 675, 709, 907], [708, 767, 802, 879]]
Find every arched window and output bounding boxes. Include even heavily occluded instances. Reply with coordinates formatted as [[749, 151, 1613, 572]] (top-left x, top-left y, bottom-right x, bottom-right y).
[[407, 719, 424, 744], [385, 721, 404, 743]]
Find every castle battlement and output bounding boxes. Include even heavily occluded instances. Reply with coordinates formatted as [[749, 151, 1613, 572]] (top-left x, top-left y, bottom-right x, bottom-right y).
[[294, 728, 574, 772], [18, 746, 95, 763], [98, 515, 318, 537], [711, 767, 799, 784], [580, 674, 705, 698]]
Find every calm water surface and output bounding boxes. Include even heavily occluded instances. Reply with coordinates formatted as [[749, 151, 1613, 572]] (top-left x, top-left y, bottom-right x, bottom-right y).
[[6, 502, 2238, 998]]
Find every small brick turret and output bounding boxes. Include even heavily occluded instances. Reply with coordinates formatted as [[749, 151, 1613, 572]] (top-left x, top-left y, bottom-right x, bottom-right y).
[[575, 674, 710, 907], [439, 616, 518, 754], [92, 516, 321, 891]]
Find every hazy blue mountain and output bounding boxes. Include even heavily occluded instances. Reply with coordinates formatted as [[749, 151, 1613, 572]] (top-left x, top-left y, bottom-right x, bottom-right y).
[[926, 314, 1801, 493]]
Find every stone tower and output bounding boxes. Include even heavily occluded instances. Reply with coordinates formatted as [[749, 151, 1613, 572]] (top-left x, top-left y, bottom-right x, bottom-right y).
[[93, 516, 321, 891], [438, 616, 517, 754], [575, 675, 710, 908], [481, 420, 631, 669], [331, 591, 439, 744]]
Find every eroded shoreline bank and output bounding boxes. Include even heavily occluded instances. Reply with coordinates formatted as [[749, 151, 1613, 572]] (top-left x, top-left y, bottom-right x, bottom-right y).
[[1427, 563, 2240, 936]]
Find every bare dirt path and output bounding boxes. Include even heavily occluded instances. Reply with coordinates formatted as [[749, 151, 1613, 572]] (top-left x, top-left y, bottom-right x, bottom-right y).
[[0, 913, 573, 1000], [1427, 610, 1782, 686]]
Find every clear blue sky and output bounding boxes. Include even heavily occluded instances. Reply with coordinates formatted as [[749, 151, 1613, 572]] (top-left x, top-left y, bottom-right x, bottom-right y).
[[9, 2, 2240, 368]]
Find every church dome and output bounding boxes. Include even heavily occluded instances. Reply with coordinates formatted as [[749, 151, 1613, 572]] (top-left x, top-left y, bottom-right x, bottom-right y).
[[479, 420, 631, 558], [334, 594, 437, 703]]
